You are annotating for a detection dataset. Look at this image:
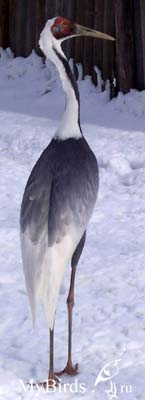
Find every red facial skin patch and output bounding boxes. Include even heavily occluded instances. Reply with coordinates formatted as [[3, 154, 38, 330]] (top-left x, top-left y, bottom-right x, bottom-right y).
[[51, 17, 74, 39]]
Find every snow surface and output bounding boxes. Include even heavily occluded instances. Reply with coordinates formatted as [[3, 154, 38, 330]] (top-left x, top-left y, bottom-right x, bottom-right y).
[[0, 49, 145, 400]]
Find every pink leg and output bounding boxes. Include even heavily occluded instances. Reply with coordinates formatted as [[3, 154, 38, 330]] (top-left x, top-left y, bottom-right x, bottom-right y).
[[31, 328, 60, 388], [55, 232, 86, 377], [56, 265, 78, 376]]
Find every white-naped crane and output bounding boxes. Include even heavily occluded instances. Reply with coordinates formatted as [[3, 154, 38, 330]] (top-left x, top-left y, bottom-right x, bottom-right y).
[[20, 17, 114, 388]]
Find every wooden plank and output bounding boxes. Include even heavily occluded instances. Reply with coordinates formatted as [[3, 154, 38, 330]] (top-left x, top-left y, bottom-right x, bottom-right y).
[[9, 0, 15, 53], [93, 0, 104, 73], [45, 0, 56, 20], [103, 0, 115, 96], [0, 0, 9, 48], [11, 0, 27, 56], [115, 0, 135, 93], [54, 0, 61, 16], [82, 0, 95, 77], [133, 0, 143, 90], [25, 0, 36, 56], [74, 0, 85, 78], [35, 0, 46, 55], [139, 0, 145, 88], [103, 0, 115, 79]]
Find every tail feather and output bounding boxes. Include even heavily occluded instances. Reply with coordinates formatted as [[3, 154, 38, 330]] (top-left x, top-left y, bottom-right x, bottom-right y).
[[20, 230, 76, 329]]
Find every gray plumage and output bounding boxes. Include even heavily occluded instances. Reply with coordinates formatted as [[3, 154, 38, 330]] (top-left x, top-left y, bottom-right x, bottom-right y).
[[20, 138, 99, 245]]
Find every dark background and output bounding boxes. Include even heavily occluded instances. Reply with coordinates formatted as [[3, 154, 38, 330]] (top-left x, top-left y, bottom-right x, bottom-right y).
[[0, 0, 145, 96]]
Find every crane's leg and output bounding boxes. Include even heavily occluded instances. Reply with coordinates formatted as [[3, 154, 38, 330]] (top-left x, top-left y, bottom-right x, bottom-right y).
[[31, 327, 60, 388], [47, 328, 59, 386], [55, 231, 86, 376]]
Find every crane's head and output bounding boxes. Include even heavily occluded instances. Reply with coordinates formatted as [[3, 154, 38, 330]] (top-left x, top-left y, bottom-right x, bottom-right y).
[[39, 16, 115, 59]]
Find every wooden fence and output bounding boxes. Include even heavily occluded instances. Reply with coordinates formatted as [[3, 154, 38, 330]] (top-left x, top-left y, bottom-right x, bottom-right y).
[[0, 0, 145, 95]]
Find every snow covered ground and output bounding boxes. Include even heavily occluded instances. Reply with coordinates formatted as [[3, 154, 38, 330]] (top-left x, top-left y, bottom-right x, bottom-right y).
[[0, 48, 145, 400]]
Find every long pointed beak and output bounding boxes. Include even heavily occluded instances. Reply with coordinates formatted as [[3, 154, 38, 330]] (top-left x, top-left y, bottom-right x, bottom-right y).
[[74, 23, 115, 41]]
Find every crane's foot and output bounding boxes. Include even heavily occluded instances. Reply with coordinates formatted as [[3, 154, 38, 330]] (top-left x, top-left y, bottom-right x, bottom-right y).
[[30, 374, 60, 389], [55, 361, 79, 376], [43, 375, 60, 389]]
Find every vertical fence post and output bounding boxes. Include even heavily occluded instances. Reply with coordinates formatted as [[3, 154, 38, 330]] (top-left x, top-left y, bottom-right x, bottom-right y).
[[93, 0, 104, 78], [35, 0, 46, 55], [9, 0, 15, 53], [133, 0, 145, 90], [74, 0, 85, 79], [103, 0, 115, 96], [139, 0, 145, 88], [0, 0, 9, 49], [82, 0, 95, 77], [9, 0, 27, 56], [25, 0, 36, 56], [115, 0, 135, 93]]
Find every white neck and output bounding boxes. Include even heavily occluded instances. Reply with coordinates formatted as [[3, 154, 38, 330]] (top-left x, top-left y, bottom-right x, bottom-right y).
[[52, 48, 82, 140], [39, 21, 82, 141]]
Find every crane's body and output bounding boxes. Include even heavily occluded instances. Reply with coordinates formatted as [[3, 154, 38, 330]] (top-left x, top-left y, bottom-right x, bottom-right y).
[[20, 137, 98, 329], [20, 17, 114, 386]]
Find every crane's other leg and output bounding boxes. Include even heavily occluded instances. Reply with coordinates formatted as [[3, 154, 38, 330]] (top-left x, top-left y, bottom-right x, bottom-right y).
[[32, 327, 60, 388], [47, 328, 59, 386], [41, 328, 58, 388], [56, 231, 86, 376]]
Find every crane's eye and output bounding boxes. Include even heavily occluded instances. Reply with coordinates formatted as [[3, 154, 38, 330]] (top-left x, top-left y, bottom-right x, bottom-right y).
[[52, 25, 62, 34]]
